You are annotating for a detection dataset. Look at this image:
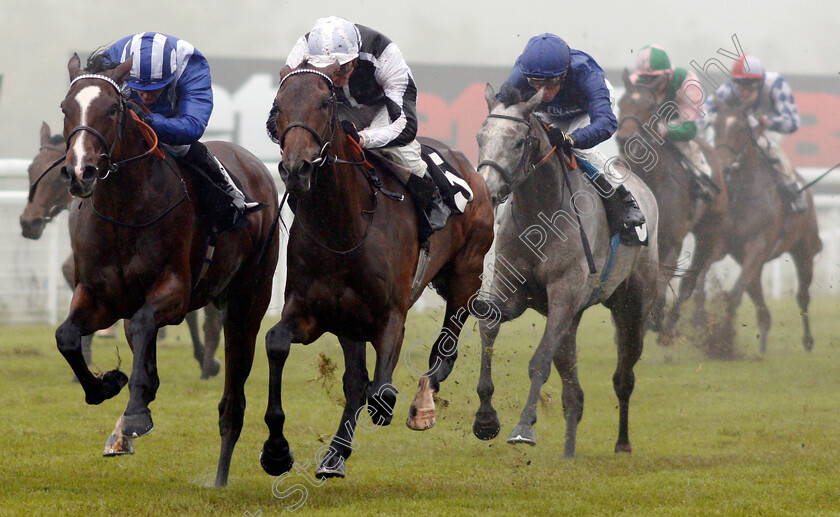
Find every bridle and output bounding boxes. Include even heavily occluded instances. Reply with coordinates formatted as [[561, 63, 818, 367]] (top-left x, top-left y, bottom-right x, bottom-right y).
[[477, 113, 548, 196], [64, 74, 159, 180], [62, 73, 187, 227], [276, 69, 339, 169], [273, 68, 380, 255]]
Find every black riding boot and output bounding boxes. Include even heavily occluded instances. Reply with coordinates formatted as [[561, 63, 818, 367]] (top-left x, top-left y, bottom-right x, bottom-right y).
[[405, 172, 451, 243], [587, 172, 645, 231], [181, 142, 264, 230], [617, 184, 646, 228]]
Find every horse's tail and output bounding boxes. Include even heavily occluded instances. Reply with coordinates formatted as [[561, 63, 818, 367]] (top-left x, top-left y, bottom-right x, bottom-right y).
[[257, 192, 288, 265]]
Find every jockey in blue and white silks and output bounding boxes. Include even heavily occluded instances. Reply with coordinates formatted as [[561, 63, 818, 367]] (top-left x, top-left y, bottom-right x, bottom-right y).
[[701, 54, 806, 212], [498, 33, 644, 231], [101, 32, 262, 230]]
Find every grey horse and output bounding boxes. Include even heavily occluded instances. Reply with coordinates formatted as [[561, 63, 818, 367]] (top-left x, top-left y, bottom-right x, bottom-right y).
[[472, 84, 660, 458]]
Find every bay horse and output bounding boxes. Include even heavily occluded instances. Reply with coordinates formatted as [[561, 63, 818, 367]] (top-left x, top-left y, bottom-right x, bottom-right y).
[[616, 71, 728, 342], [20, 122, 223, 379], [260, 65, 494, 478], [56, 54, 279, 487], [705, 97, 821, 352], [473, 84, 660, 458]]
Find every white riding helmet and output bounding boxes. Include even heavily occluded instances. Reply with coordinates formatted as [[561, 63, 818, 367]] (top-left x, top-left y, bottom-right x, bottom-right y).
[[306, 16, 361, 68]]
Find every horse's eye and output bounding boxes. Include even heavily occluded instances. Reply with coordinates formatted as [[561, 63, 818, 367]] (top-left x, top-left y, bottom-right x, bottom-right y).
[[108, 105, 119, 116], [514, 140, 524, 149], [321, 99, 330, 110]]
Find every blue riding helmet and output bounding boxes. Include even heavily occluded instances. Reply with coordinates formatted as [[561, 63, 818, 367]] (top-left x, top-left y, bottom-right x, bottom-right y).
[[519, 33, 571, 79], [124, 32, 178, 91]]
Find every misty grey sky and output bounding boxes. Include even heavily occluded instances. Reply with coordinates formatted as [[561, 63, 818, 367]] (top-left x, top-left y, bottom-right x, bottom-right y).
[[1, 0, 838, 157]]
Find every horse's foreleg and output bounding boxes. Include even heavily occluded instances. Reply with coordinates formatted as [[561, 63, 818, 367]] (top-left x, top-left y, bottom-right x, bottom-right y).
[[56, 285, 126, 405], [790, 244, 816, 351], [745, 280, 771, 354], [551, 313, 584, 458], [368, 310, 405, 428], [201, 304, 223, 379], [315, 338, 368, 479], [121, 303, 161, 438], [509, 297, 575, 447], [473, 316, 502, 440], [261, 321, 295, 477]]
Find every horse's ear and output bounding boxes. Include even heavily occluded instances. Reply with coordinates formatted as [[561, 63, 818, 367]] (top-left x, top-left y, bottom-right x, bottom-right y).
[[112, 55, 133, 84], [524, 88, 543, 113], [622, 68, 632, 89], [40, 122, 51, 145], [68, 53, 82, 80], [279, 65, 293, 80], [484, 83, 499, 112]]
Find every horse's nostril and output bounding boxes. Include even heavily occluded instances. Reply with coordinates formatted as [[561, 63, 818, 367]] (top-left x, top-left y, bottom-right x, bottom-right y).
[[82, 165, 98, 182]]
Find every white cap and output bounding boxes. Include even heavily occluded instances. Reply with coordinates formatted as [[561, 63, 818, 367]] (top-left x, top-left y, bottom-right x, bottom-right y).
[[306, 16, 361, 68]]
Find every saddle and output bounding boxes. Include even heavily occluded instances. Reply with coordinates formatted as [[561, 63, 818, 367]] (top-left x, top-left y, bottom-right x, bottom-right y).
[[365, 145, 474, 216]]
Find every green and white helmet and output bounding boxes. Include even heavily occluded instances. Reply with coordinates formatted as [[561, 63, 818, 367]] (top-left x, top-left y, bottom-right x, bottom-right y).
[[635, 44, 672, 76]]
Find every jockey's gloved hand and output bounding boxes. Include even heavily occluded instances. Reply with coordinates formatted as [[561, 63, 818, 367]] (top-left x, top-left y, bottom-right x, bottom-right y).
[[546, 126, 574, 152], [341, 120, 361, 145], [126, 101, 149, 122], [746, 115, 761, 129]]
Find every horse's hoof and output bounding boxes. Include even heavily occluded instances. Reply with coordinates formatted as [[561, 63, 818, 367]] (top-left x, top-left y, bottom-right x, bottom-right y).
[[803, 336, 814, 352], [405, 405, 436, 431], [315, 455, 345, 479], [122, 410, 154, 438], [507, 425, 536, 446], [84, 369, 128, 405], [472, 410, 501, 440], [102, 432, 135, 456], [201, 358, 222, 379], [614, 442, 632, 454], [260, 443, 294, 476]]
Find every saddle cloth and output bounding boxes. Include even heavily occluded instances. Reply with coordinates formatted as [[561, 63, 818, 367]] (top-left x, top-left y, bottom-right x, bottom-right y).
[[420, 144, 474, 214]]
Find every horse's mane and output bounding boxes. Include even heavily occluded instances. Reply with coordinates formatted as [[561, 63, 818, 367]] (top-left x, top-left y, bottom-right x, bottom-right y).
[[497, 82, 524, 108], [48, 134, 64, 146], [85, 45, 118, 74]]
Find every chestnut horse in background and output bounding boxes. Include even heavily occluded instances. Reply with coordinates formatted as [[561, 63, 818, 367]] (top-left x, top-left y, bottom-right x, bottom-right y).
[[260, 66, 494, 479], [21, 122, 223, 379], [704, 98, 821, 352], [616, 71, 728, 343], [56, 54, 279, 486]]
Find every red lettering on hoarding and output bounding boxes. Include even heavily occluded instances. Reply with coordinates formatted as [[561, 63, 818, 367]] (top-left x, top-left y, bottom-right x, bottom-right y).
[[418, 83, 488, 164], [783, 92, 840, 168]]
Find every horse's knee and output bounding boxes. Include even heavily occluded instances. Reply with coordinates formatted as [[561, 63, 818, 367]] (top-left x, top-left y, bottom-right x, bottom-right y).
[[265, 324, 292, 361], [613, 370, 635, 398], [55, 322, 81, 356]]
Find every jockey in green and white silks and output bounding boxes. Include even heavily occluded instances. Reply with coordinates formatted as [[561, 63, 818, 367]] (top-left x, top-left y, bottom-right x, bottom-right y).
[[630, 44, 717, 200], [701, 54, 806, 212]]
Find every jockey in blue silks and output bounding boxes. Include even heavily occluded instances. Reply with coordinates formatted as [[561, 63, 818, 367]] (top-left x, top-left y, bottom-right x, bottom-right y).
[[498, 33, 645, 230], [100, 32, 262, 231]]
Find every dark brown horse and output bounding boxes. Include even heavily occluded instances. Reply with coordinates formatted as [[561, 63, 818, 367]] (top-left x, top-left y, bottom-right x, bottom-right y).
[[21, 122, 223, 379], [260, 65, 494, 478], [56, 54, 279, 486], [616, 71, 728, 342], [705, 97, 821, 352]]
